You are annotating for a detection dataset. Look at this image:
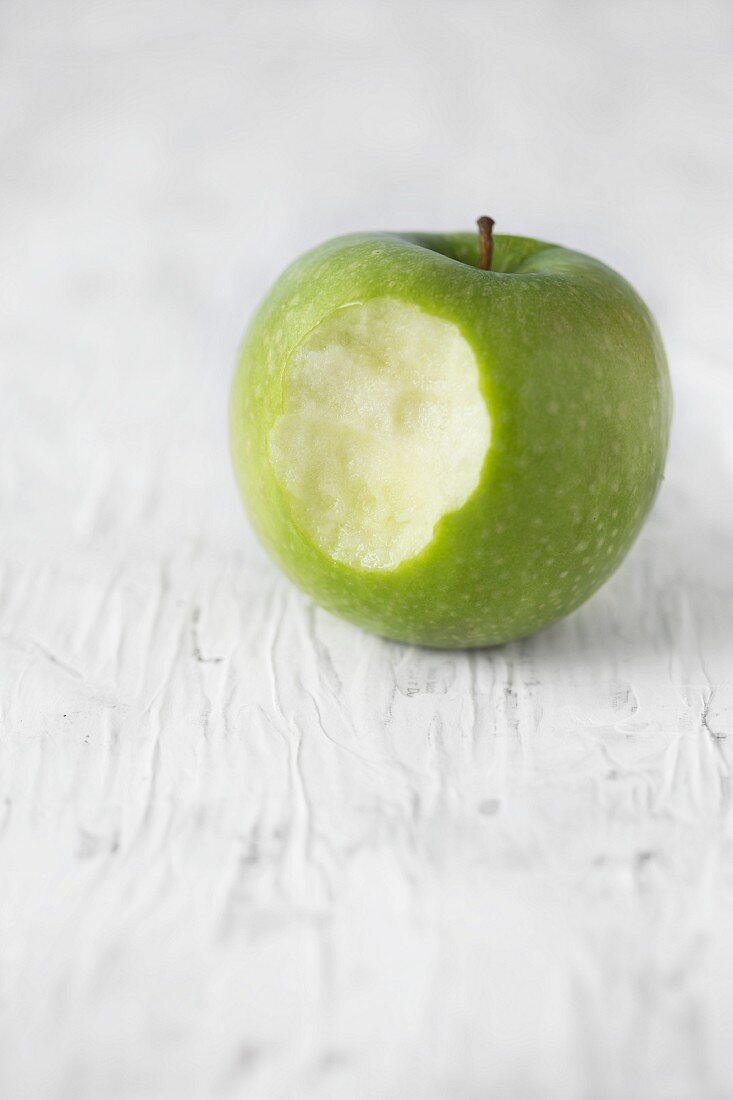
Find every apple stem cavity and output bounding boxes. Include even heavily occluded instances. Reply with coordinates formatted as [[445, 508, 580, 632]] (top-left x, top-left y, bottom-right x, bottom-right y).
[[477, 216, 495, 271]]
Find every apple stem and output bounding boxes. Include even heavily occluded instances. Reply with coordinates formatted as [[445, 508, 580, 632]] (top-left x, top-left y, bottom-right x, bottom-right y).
[[477, 216, 495, 271]]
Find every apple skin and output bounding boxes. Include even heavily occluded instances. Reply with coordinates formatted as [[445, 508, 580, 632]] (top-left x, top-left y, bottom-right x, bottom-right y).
[[230, 231, 671, 648]]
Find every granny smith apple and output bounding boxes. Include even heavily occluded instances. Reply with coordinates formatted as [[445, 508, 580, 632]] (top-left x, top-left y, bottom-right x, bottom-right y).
[[230, 219, 671, 647]]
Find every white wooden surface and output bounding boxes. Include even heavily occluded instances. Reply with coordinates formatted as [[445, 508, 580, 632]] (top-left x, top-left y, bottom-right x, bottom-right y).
[[1, 2, 733, 1097]]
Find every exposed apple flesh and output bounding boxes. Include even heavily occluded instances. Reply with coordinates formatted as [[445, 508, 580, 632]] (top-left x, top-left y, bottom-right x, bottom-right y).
[[268, 296, 490, 570]]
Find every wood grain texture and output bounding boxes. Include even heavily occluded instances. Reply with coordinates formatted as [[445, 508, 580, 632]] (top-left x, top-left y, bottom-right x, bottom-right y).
[[1, 2, 732, 1097]]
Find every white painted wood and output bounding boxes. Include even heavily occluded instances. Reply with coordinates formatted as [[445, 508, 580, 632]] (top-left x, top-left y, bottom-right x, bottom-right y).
[[1, 2, 732, 1097]]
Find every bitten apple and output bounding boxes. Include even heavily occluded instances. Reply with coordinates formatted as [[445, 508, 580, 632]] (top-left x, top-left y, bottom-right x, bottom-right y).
[[230, 219, 671, 647]]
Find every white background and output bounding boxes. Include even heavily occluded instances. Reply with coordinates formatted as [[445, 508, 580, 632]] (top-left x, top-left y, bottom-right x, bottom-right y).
[[1, 1, 733, 1097]]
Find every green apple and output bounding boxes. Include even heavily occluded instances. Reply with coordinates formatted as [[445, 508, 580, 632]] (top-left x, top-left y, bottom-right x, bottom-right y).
[[230, 219, 671, 648]]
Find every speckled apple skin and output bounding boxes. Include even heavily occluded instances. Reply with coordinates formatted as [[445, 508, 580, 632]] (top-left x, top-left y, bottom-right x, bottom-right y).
[[230, 232, 671, 648]]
